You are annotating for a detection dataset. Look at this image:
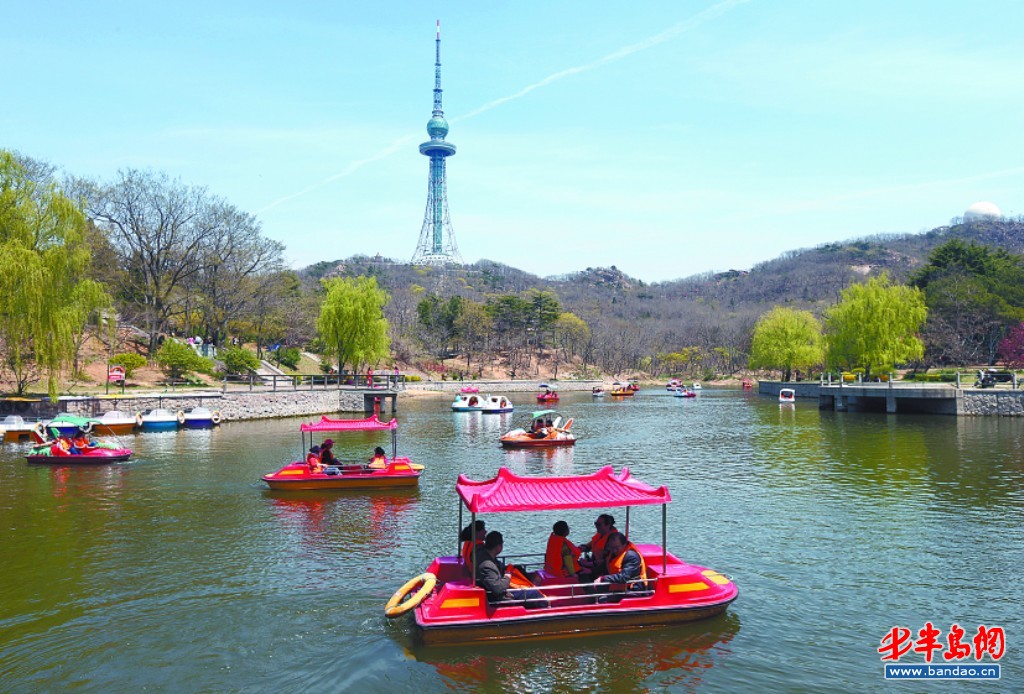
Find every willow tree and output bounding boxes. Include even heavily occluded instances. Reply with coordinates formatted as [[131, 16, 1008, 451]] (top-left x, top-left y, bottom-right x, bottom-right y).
[[0, 151, 110, 398], [825, 274, 927, 379], [316, 276, 390, 373], [748, 307, 824, 381]]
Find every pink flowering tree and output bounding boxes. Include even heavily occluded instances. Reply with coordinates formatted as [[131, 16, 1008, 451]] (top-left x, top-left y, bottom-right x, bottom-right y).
[[996, 323, 1024, 368]]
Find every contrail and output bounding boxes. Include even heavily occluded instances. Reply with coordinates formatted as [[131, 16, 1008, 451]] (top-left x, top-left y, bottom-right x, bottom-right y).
[[259, 0, 750, 213]]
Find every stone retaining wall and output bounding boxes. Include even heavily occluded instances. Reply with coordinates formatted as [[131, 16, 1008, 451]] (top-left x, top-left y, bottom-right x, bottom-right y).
[[961, 391, 1024, 416], [61, 389, 366, 422]]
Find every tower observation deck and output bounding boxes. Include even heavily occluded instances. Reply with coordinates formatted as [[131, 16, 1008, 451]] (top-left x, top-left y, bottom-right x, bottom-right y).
[[411, 20, 462, 266]]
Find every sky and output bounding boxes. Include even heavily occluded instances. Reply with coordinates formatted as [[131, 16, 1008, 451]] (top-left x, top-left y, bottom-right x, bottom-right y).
[[4, 1, 1024, 283]]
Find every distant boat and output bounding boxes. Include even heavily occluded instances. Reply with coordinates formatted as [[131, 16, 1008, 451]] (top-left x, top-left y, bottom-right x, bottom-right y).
[[480, 395, 514, 414], [692, 382, 702, 391], [592, 386, 605, 398], [451, 394, 486, 412], [779, 388, 796, 404]]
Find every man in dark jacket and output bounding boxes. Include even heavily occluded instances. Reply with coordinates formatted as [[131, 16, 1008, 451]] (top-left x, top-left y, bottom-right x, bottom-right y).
[[594, 532, 648, 601], [475, 531, 547, 607]]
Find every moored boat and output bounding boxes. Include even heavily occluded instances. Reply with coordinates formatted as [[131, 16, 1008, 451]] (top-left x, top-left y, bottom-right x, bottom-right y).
[[261, 414, 422, 490], [384, 466, 738, 644], [46, 415, 101, 438], [480, 395, 514, 414], [182, 406, 223, 428], [499, 409, 575, 448], [94, 410, 138, 436], [137, 408, 182, 431], [452, 393, 486, 412], [1, 415, 41, 443]]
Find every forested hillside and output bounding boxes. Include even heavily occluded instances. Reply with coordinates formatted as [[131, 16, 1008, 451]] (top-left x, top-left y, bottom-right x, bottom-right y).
[[302, 219, 1024, 377]]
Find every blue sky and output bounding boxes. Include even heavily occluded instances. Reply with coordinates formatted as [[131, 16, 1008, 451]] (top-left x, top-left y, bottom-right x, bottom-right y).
[[4, 1, 1023, 282]]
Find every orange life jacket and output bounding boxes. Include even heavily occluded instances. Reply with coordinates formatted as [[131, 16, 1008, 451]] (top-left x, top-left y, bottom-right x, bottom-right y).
[[507, 564, 536, 590], [589, 526, 617, 560], [607, 542, 648, 591], [461, 539, 485, 566], [306, 453, 322, 473], [544, 533, 581, 576]]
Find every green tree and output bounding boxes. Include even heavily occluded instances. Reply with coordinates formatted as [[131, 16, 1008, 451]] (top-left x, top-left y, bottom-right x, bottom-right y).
[[156, 339, 213, 379], [109, 352, 147, 377], [453, 301, 492, 371], [0, 151, 111, 397], [825, 274, 927, 379], [220, 346, 260, 374], [317, 276, 390, 373], [748, 307, 824, 381]]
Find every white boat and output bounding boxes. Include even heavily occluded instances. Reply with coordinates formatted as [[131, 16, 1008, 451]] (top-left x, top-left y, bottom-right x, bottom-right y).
[[480, 395, 514, 414], [94, 410, 138, 435], [692, 382, 703, 390], [451, 393, 486, 412], [592, 386, 605, 398], [779, 388, 796, 404], [182, 406, 223, 428], [137, 408, 182, 431], [0, 415, 40, 443]]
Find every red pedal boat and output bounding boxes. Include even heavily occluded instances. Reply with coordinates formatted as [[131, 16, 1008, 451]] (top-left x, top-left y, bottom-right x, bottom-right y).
[[261, 415, 422, 490], [384, 466, 737, 644]]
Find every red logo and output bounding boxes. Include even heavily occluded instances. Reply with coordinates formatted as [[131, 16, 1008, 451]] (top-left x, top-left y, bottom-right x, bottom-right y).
[[879, 624, 1006, 663]]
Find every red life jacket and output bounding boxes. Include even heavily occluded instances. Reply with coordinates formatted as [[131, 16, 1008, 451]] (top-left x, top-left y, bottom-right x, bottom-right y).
[[306, 453, 322, 473], [544, 533, 581, 576], [589, 526, 617, 560]]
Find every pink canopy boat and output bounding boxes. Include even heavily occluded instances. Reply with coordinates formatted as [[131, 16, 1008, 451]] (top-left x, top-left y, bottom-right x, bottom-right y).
[[384, 466, 737, 643], [460, 385, 479, 393], [261, 415, 422, 490]]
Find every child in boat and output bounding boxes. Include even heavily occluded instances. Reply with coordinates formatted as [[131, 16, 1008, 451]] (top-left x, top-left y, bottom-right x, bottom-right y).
[[306, 445, 323, 473], [367, 446, 388, 469], [544, 520, 581, 578]]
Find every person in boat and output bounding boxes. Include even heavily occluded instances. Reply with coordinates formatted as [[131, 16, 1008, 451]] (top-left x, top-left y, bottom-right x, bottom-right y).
[[530, 418, 547, 437], [594, 532, 649, 600], [578, 513, 618, 581], [474, 531, 546, 608], [459, 520, 486, 567], [319, 439, 338, 466], [367, 446, 388, 469], [306, 445, 324, 474], [71, 429, 92, 452], [544, 520, 581, 579]]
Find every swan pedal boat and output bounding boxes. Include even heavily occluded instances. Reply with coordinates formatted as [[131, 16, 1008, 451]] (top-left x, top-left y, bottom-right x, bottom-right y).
[[385, 466, 737, 644], [480, 395, 514, 414], [779, 388, 796, 404], [499, 410, 575, 448], [451, 394, 486, 412], [261, 415, 422, 490]]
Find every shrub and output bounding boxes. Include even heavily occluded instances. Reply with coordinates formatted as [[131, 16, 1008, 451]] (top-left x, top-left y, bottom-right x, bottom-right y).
[[109, 352, 147, 377], [156, 340, 214, 379], [275, 347, 301, 370], [221, 346, 260, 374]]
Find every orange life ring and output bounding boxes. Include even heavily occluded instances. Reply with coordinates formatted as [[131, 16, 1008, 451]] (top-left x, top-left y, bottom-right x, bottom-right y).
[[384, 572, 436, 618], [210, 410, 222, 425]]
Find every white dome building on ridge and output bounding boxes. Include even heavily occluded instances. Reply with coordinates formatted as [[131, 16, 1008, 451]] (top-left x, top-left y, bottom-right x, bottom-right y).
[[963, 201, 1002, 222]]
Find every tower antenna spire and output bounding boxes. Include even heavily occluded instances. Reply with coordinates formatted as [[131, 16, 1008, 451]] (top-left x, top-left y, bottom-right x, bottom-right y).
[[412, 20, 462, 266]]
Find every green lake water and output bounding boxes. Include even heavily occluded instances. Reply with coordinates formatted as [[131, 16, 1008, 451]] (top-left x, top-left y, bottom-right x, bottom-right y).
[[1, 389, 1020, 691]]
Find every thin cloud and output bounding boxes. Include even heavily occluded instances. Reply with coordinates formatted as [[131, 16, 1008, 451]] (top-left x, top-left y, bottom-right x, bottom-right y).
[[259, 0, 751, 213]]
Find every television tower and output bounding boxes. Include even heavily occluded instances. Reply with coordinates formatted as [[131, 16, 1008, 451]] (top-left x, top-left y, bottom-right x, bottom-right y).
[[411, 20, 462, 266]]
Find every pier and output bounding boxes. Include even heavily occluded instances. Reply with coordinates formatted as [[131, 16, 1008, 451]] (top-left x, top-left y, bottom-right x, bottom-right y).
[[760, 381, 1024, 416]]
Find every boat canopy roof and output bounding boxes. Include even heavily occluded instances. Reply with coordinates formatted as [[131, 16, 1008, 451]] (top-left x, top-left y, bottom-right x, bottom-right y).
[[299, 414, 396, 433], [457, 466, 671, 514], [49, 415, 101, 426], [530, 409, 559, 419]]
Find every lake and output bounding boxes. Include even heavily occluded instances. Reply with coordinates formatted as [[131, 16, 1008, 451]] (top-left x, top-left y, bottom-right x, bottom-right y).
[[1, 389, 1020, 691]]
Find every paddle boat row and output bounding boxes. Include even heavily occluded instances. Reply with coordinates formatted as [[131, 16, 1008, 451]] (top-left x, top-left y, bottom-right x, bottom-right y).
[[261, 415, 422, 490], [499, 409, 575, 448], [136, 407, 223, 430], [385, 466, 737, 644]]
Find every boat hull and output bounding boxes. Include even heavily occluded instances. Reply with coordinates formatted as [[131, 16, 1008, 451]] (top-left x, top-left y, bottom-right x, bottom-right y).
[[140, 421, 179, 431], [417, 600, 733, 645], [262, 460, 421, 490], [500, 438, 576, 448], [26, 449, 133, 464], [182, 418, 215, 429], [412, 549, 737, 645], [93, 422, 137, 435]]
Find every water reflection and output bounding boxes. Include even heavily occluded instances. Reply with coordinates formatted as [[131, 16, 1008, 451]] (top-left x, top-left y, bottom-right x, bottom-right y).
[[500, 445, 576, 475], [411, 613, 740, 692]]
